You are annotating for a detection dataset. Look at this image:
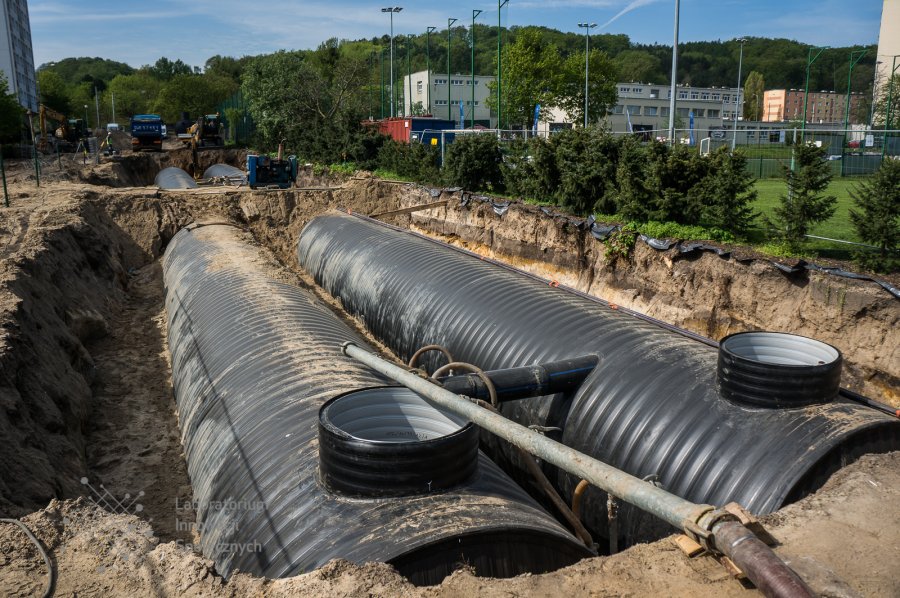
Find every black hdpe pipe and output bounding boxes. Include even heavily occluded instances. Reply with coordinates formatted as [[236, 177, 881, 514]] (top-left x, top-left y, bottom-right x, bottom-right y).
[[438, 355, 599, 403], [357, 212, 899, 419], [163, 222, 591, 584], [296, 212, 900, 548]]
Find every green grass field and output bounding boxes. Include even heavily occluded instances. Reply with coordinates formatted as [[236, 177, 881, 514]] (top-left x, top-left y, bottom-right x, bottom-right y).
[[751, 177, 869, 259]]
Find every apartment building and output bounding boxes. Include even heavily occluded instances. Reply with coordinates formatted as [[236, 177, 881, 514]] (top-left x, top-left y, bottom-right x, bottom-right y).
[[403, 70, 495, 127], [606, 83, 743, 135], [762, 89, 866, 124], [0, 0, 37, 111]]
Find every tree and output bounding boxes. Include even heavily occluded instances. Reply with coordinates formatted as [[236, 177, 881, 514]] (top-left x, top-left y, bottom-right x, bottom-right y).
[[872, 73, 900, 128], [153, 74, 237, 123], [614, 50, 663, 83], [690, 148, 758, 236], [443, 133, 503, 191], [147, 57, 193, 81], [486, 28, 564, 128], [558, 49, 619, 127], [743, 71, 765, 121], [107, 72, 161, 118], [0, 73, 23, 142], [849, 159, 900, 259], [768, 142, 837, 247], [37, 70, 70, 113]]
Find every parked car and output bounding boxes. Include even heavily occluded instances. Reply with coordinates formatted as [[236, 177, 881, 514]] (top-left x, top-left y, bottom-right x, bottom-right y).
[[106, 123, 120, 131]]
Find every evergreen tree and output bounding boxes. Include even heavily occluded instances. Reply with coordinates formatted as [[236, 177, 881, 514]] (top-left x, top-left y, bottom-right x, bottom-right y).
[[849, 159, 900, 259], [768, 142, 837, 248]]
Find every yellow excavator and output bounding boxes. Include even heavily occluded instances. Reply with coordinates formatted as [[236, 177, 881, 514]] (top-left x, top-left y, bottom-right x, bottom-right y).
[[37, 104, 87, 152]]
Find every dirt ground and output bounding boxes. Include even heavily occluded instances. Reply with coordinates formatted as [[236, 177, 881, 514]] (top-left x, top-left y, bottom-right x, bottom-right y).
[[0, 156, 898, 597]]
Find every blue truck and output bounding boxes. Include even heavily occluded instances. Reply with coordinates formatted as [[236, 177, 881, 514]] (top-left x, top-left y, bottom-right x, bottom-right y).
[[130, 114, 164, 152]]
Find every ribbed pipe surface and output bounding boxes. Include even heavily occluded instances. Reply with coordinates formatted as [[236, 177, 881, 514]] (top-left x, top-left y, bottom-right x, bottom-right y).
[[155, 166, 197, 189], [297, 212, 900, 544], [163, 223, 590, 582], [203, 163, 246, 181]]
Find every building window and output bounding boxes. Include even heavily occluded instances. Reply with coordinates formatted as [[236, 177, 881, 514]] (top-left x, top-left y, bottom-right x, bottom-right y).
[[677, 107, 690, 118], [690, 92, 699, 99], [612, 104, 624, 114], [660, 107, 670, 117], [626, 105, 641, 116], [723, 94, 731, 103], [712, 94, 720, 101], [644, 106, 658, 116], [434, 99, 448, 106], [693, 109, 705, 117], [434, 78, 447, 85], [707, 109, 720, 118], [701, 93, 710, 100], [650, 89, 660, 98], [678, 91, 688, 99], [417, 81, 423, 94], [451, 79, 464, 85]]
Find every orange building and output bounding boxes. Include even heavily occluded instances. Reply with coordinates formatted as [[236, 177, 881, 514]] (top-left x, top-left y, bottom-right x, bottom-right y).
[[762, 89, 866, 124]]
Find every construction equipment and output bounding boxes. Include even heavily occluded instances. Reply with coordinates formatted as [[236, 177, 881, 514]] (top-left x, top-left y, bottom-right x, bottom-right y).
[[36, 104, 86, 152], [247, 143, 297, 189], [130, 114, 164, 152], [181, 113, 224, 149]]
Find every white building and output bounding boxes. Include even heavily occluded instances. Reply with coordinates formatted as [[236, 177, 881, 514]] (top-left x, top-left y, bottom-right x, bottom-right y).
[[0, 0, 37, 111], [403, 70, 495, 127], [606, 83, 743, 136], [875, 0, 900, 106]]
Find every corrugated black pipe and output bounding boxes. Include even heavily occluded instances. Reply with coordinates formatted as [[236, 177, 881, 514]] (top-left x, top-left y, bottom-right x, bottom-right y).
[[438, 355, 599, 403], [163, 222, 591, 583]]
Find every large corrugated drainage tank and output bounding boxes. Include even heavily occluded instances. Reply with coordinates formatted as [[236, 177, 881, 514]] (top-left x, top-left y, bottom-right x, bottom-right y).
[[154, 166, 197, 189], [162, 223, 590, 584], [296, 211, 900, 544]]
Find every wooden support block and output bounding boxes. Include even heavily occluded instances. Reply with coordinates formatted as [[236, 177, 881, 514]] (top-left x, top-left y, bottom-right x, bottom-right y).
[[720, 556, 746, 580], [674, 534, 704, 557], [724, 502, 778, 546]]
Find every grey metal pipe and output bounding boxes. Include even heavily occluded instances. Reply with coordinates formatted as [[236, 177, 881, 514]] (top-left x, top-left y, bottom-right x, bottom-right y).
[[343, 341, 711, 530], [343, 342, 815, 598]]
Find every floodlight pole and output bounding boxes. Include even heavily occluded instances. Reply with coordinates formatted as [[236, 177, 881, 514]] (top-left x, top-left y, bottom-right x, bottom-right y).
[[801, 45, 828, 139], [578, 22, 598, 128], [882, 55, 900, 161], [472, 9, 483, 128], [497, 0, 509, 130], [426, 26, 437, 113], [382, 7, 404, 118], [841, 49, 867, 175], [667, 0, 680, 145], [448, 18, 457, 122], [732, 38, 746, 152]]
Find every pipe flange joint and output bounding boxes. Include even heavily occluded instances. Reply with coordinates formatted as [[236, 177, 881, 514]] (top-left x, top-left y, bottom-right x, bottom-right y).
[[695, 507, 741, 552]]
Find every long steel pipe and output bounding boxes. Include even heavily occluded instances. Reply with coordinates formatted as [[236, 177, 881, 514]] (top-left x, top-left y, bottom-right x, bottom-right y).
[[343, 341, 814, 597]]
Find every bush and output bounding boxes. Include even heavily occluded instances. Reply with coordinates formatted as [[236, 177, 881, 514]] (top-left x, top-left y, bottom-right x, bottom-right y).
[[849, 158, 900, 261], [442, 133, 503, 192], [377, 140, 441, 183], [554, 128, 620, 215], [689, 147, 757, 236], [767, 142, 837, 248]]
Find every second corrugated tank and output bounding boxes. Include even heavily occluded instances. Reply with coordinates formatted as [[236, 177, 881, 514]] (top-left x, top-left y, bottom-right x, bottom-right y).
[[296, 211, 900, 545]]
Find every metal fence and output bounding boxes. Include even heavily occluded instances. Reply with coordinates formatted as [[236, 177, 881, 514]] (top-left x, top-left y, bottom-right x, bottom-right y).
[[217, 90, 255, 145]]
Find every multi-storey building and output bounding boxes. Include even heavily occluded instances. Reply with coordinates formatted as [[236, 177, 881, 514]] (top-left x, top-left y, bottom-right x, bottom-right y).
[[875, 0, 900, 106], [0, 0, 37, 111], [762, 89, 866, 124], [606, 83, 743, 136], [403, 70, 495, 127]]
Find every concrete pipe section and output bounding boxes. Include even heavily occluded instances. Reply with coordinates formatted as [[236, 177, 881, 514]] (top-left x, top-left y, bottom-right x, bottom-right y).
[[296, 211, 900, 546], [162, 223, 591, 583], [154, 166, 197, 189]]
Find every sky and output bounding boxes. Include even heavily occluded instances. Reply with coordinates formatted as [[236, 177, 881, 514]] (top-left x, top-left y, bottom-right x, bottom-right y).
[[29, 0, 883, 69]]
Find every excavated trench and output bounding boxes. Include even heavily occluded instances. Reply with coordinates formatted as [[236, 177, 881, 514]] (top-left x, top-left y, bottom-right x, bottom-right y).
[[0, 154, 898, 597]]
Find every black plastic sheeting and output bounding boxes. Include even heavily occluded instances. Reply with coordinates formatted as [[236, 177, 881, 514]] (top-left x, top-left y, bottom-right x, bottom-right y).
[[297, 212, 900, 544], [203, 163, 247, 183], [155, 166, 197, 189], [163, 223, 590, 583], [439, 192, 900, 300]]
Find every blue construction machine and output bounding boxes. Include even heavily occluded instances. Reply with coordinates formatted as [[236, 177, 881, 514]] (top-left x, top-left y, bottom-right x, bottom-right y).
[[247, 143, 297, 189]]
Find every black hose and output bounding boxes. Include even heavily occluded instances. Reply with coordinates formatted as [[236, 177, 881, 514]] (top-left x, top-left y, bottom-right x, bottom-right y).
[[1, 518, 55, 598], [438, 355, 599, 403]]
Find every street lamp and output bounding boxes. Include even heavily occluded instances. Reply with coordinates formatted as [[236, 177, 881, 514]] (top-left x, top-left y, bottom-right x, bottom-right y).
[[578, 22, 597, 128], [471, 9, 483, 129], [801, 45, 828, 138], [731, 37, 746, 151], [84, 104, 89, 128], [497, 0, 509, 130], [842, 49, 868, 175], [426, 26, 437, 114], [382, 7, 403, 118], [667, 0, 680, 144], [869, 60, 882, 128], [448, 18, 457, 122]]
